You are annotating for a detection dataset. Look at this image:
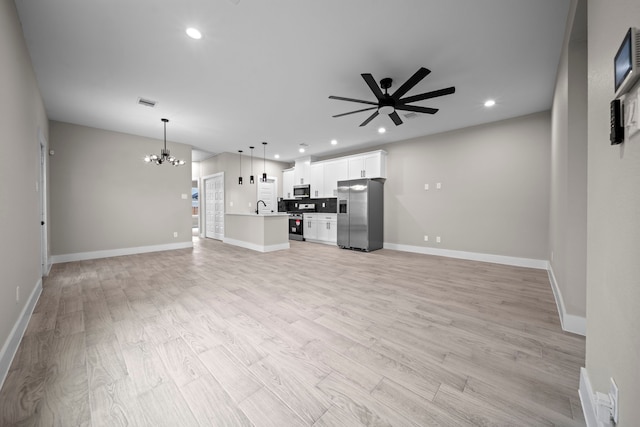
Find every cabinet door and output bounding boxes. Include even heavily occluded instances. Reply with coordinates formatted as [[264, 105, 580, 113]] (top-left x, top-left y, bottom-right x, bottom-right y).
[[282, 170, 294, 199], [348, 156, 364, 179], [327, 219, 337, 243], [309, 163, 324, 198], [303, 215, 317, 240], [324, 159, 348, 197], [362, 152, 381, 178]]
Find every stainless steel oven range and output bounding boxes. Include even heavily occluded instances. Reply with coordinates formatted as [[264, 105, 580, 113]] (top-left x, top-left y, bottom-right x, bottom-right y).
[[288, 213, 304, 241], [288, 203, 316, 241]]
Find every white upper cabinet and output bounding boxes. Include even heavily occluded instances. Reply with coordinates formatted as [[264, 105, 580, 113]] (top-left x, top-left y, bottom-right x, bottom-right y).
[[347, 151, 387, 179], [288, 151, 386, 198], [309, 163, 324, 198], [294, 157, 311, 185], [323, 158, 348, 197], [282, 169, 294, 199]]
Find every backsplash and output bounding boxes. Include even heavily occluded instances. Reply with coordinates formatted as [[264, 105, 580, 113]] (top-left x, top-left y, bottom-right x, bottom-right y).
[[279, 197, 337, 213]]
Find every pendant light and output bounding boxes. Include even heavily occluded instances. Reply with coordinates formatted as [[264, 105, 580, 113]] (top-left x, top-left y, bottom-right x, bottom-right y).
[[261, 141, 268, 182], [144, 118, 185, 166], [249, 146, 255, 184], [238, 150, 243, 185]]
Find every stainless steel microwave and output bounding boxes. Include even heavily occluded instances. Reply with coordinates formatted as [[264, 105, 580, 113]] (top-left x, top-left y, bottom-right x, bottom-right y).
[[293, 184, 310, 198]]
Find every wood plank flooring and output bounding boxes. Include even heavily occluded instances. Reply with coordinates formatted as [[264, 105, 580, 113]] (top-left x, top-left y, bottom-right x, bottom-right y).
[[0, 238, 586, 426]]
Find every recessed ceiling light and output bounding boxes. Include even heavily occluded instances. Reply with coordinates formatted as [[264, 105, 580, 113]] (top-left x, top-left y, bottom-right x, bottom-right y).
[[331, 139, 338, 145], [378, 127, 386, 134], [274, 154, 280, 159], [484, 99, 496, 107], [299, 148, 305, 153], [186, 28, 202, 39]]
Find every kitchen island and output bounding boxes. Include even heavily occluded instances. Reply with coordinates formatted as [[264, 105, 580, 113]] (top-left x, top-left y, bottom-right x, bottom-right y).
[[223, 213, 290, 252]]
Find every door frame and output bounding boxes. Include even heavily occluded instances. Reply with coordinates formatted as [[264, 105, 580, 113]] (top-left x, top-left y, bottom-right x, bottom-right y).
[[38, 128, 50, 276], [256, 176, 278, 214]]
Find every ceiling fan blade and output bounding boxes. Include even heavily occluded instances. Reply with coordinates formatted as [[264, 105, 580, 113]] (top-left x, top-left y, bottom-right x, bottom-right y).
[[391, 67, 431, 100], [361, 73, 385, 100], [399, 86, 456, 104], [332, 107, 378, 118], [389, 111, 403, 126], [395, 104, 439, 114], [328, 95, 378, 106], [359, 111, 379, 127]]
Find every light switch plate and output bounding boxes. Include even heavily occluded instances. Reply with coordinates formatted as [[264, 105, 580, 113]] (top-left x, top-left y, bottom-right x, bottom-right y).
[[181, 193, 188, 199], [436, 182, 442, 190], [424, 184, 429, 190]]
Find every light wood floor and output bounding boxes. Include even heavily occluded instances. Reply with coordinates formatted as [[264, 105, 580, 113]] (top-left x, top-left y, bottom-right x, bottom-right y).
[[1, 238, 586, 426]]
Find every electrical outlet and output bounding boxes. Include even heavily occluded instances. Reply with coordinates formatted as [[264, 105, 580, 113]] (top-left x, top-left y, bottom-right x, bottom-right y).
[[424, 235, 429, 242], [181, 193, 188, 199], [230, 201, 234, 207], [424, 183, 429, 190], [436, 236, 441, 243], [436, 182, 442, 190], [173, 232, 178, 238], [16, 286, 20, 303]]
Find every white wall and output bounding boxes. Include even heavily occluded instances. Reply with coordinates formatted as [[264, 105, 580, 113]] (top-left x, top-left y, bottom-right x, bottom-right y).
[[382, 112, 550, 260], [49, 121, 193, 258], [549, 0, 588, 326], [585, 0, 640, 423], [0, 0, 49, 384], [199, 152, 290, 215]]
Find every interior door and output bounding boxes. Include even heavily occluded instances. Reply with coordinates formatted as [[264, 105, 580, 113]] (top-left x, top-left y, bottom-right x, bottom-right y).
[[204, 173, 224, 240], [257, 178, 277, 213]]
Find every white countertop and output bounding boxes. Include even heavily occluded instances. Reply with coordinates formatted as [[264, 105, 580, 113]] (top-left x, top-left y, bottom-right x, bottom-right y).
[[225, 212, 289, 217]]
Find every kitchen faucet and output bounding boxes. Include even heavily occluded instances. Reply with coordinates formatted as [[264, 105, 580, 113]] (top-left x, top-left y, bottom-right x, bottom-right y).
[[255, 199, 267, 214]]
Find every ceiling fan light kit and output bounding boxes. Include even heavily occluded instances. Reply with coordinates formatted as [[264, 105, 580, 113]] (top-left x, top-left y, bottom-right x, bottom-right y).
[[329, 67, 455, 127]]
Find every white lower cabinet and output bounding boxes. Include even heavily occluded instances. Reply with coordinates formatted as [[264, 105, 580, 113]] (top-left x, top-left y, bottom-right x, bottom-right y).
[[304, 213, 336, 245], [303, 214, 318, 240]]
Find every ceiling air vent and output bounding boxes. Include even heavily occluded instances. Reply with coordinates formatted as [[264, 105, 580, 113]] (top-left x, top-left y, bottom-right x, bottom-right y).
[[137, 97, 157, 108], [403, 112, 418, 119]]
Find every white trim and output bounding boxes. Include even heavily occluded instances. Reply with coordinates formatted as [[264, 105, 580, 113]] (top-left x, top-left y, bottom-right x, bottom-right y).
[[579, 367, 598, 427], [383, 243, 548, 269], [0, 279, 42, 390], [547, 265, 587, 336], [223, 237, 289, 253], [50, 241, 193, 264]]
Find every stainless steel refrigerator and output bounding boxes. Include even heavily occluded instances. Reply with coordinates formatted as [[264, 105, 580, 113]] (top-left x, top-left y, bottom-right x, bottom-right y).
[[337, 178, 384, 251]]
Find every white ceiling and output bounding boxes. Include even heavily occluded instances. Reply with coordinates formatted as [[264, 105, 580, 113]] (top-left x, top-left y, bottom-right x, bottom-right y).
[[15, 0, 570, 163]]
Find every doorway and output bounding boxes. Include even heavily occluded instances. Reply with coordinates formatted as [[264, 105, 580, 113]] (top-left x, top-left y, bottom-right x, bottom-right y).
[[257, 177, 277, 214], [203, 172, 224, 240], [39, 130, 49, 276]]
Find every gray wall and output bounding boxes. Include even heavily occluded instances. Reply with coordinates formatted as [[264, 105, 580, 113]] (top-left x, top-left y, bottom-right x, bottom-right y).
[[587, 0, 640, 422], [0, 0, 49, 376], [49, 121, 192, 256], [381, 112, 551, 260], [199, 152, 289, 215], [549, 0, 588, 318]]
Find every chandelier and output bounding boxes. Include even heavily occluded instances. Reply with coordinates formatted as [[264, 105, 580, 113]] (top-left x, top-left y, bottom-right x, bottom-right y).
[[144, 118, 185, 166]]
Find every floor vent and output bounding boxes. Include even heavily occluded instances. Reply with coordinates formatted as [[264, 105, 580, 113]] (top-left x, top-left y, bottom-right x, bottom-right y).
[[137, 97, 157, 108]]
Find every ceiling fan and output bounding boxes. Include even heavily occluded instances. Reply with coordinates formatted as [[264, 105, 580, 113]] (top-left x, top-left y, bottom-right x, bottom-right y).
[[329, 67, 455, 127]]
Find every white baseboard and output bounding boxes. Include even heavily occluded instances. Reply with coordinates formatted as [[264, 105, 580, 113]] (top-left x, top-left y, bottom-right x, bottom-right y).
[[223, 238, 290, 253], [0, 279, 42, 390], [50, 241, 194, 264], [383, 243, 548, 269], [579, 367, 599, 427], [547, 265, 587, 336]]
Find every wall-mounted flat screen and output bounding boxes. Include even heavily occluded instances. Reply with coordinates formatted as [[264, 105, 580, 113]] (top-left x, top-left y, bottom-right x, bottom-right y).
[[614, 27, 640, 97]]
